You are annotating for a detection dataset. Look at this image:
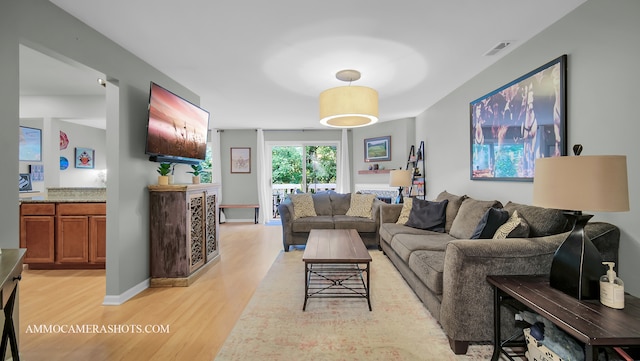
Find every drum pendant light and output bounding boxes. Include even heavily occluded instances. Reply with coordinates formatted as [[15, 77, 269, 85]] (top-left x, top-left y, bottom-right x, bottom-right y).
[[319, 69, 378, 128]]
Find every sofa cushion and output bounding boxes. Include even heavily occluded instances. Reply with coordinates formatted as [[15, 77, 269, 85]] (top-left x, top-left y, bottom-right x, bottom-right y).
[[504, 202, 569, 237], [390, 233, 454, 262], [435, 191, 468, 233], [312, 191, 333, 216], [396, 198, 413, 224], [409, 250, 445, 295], [346, 193, 376, 218], [330, 192, 351, 215], [471, 207, 509, 239], [379, 223, 438, 244], [290, 194, 317, 219], [291, 216, 334, 232], [493, 210, 530, 239], [406, 199, 448, 232], [333, 215, 378, 233], [449, 197, 503, 239]]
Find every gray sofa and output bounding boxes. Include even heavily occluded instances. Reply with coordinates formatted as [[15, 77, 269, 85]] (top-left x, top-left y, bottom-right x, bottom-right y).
[[379, 191, 620, 355], [278, 191, 385, 251]]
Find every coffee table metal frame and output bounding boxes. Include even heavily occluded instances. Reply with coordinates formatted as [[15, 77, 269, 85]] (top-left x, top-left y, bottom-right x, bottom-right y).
[[302, 229, 372, 311]]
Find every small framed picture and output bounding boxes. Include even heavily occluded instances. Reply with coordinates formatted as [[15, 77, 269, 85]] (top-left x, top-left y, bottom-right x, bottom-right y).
[[19, 173, 32, 192], [231, 147, 251, 173], [75, 147, 95, 169], [364, 136, 391, 162]]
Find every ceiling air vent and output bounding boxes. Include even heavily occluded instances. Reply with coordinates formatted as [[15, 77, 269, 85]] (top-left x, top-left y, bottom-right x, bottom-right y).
[[484, 42, 512, 56]]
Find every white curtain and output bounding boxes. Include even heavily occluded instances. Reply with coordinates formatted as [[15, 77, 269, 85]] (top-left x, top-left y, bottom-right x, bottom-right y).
[[337, 128, 351, 193], [211, 129, 222, 204], [256, 129, 271, 224]]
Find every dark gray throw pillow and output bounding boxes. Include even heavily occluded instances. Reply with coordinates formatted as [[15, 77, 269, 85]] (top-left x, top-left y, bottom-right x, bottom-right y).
[[405, 199, 449, 233], [470, 207, 510, 239]]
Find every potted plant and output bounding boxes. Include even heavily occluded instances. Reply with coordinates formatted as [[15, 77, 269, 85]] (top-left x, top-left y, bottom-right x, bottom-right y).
[[157, 162, 172, 185], [187, 163, 203, 184]]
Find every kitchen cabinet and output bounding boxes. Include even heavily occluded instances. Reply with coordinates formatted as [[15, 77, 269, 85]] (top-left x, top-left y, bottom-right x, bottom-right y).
[[19, 202, 106, 269], [20, 203, 55, 263]]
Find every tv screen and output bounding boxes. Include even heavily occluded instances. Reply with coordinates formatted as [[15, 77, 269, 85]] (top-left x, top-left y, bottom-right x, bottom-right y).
[[145, 82, 210, 164]]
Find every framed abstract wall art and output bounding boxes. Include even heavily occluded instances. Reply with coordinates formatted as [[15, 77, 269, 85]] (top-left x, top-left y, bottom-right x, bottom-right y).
[[19, 126, 42, 161], [470, 54, 567, 181], [231, 147, 251, 173]]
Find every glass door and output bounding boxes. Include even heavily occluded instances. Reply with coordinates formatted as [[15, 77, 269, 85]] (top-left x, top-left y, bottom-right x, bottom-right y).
[[269, 143, 338, 219]]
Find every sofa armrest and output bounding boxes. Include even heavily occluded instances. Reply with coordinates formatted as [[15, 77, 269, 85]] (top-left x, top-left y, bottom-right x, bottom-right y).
[[439, 232, 568, 342], [439, 221, 619, 342], [277, 198, 295, 251], [380, 203, 403, 224]]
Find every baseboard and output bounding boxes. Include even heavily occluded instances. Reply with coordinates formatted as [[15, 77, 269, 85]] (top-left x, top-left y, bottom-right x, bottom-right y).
[[224, 218, 254, 223], [102, 277, 150, 306]]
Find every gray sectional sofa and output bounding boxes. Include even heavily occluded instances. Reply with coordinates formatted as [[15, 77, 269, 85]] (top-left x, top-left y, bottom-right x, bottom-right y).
[[278, 191, 385, 251], [379, 191, 620, 355]]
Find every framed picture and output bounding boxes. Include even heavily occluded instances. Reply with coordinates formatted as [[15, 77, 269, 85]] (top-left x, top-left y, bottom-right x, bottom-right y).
[[75, 147, 95, 169], [19, 173, 32, 192], [231, 147, 251, 173], [19, 126, 42, 161], [470, 54, 567, 181], [29, 164, 44, 181], [364, 136, 391, 162]]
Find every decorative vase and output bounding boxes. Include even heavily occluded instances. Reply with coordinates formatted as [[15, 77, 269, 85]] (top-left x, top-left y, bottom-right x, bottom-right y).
[[158, 175, 169, 185], [192, 175, 200, 184]]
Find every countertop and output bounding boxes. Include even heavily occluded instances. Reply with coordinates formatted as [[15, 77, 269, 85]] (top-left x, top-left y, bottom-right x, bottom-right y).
[[19, 197, 106, 203], [19, 187, 106, 203]]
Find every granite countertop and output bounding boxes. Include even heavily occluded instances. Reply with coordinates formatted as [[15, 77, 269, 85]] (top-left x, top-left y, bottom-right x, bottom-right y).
[[20, 197, 106, 203], [19, 187, 106, 203]]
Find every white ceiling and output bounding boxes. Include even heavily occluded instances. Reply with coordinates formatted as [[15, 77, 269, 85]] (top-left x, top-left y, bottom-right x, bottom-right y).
[[22, 0, 587, 130]]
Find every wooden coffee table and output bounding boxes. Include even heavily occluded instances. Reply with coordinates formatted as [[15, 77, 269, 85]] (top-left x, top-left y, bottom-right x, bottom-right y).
[[302, 229, 372, 311]]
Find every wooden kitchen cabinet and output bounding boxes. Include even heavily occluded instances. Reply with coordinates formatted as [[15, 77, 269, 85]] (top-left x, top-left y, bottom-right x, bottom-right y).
[[19, 202, 106, 269], [20, 203, 56, 263]]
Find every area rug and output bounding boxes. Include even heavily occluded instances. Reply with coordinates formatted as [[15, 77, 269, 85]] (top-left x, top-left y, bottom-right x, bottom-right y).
[[215, 250, 496, 360]]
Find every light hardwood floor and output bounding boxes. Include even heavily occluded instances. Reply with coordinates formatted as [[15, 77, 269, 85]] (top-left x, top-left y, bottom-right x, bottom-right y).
[[19, 223, 284, 360]]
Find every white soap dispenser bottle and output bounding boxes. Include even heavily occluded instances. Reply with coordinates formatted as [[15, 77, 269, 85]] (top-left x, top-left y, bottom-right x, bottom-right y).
[[600, 262, 624, 309]]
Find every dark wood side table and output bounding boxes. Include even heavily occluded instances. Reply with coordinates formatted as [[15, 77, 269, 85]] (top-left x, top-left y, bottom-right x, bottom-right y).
[[487, 275, 640, 361]]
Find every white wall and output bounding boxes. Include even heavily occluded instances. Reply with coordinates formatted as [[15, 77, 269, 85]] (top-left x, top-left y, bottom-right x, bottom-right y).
[[417, 0, 640, 295], [58, 121, 107, 187]]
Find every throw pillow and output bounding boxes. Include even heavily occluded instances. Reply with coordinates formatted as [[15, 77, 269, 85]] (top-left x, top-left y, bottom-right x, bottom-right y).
[[435, 191, 468, 233], [290, 194, 317, 220], [493, 210, 531, 239], [470, 207, 510, 239], [345, 193, 376, 218], [396, 197, 414, 224], [405, 199, 449, 232], [449, 198, 503, 239]]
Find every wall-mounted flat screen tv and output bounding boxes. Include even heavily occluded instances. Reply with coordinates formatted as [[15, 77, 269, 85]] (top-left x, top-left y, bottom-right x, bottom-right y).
[[145, 82, 210, 165], [19, 126, 42, 161]]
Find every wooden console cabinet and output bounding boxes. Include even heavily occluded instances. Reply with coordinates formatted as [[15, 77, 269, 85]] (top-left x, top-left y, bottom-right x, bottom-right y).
[[20, 202, 106, 269], [148, 183, 220, 286]]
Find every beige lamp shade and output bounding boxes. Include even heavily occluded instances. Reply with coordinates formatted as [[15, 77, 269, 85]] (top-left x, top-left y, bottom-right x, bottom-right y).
[[319, 86, 378, 128], [533, 155, 629, 212], [389, 169, 413, 188]]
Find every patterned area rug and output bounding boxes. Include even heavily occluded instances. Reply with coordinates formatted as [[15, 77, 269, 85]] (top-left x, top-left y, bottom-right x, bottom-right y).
[[215, 250, 497, 360]]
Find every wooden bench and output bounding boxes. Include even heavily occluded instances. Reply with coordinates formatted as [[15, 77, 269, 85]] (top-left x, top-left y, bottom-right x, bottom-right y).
[[219, 204, 259, 224]]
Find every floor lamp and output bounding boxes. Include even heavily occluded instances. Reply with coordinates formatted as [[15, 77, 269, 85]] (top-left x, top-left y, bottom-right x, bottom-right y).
[[533, 153, 629, 300], [389, 170, 412, 204]]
